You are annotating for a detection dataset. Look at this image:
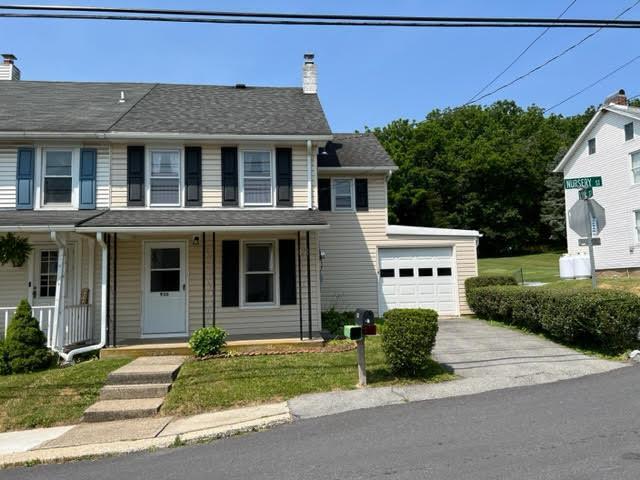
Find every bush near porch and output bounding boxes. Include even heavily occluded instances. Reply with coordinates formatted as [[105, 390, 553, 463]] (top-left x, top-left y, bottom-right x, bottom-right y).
[[162, 336, 454, 416], [0, 357, 129, 432]]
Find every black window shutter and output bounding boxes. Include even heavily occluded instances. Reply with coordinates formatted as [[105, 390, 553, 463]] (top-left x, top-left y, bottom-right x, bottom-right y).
[[355, 178, 369, 211], [127, 146, 145, 206], [318, 178, 331, 211], [279, 239, 296, 305], [16, 147, 35, 210], [221, 240, 240, 307], [221, 147, 238, 206], [79, 148, 97, 210], [276, 148, 292, 207], [185, 146, 202, 207]]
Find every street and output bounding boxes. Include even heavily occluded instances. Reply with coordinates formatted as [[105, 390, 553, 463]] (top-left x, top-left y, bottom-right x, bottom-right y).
[[6, 365, 640, 480]]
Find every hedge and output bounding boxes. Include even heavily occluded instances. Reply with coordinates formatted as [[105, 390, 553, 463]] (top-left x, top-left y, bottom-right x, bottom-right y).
[[465, 275, 517, 291], [321, 309, 355, 337], [466, 285, 640, 352]]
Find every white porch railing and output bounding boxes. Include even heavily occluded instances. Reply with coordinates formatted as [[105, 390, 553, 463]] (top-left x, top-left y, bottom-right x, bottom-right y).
[[0, 304, 93, 349]]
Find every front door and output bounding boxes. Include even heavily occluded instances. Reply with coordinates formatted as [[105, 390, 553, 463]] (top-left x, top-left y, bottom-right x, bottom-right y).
[[143, 242, 187, 336]]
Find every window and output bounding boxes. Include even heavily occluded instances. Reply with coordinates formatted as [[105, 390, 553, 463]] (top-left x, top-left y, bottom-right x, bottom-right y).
[[588, 138, 596, 155], [437, 267, 452, 277], [636, 211, 640, 243], [380, 269, 395, 278], [399, 268, 414, 277], [632, 152, 640, 184], [242, 151, 273, 206], [244, 243, 274, 304], [39, 250, 58, 297], [626, 122, 635, 141], [43, 150, 72, 204], [333, 178, 354, 211], [150, 150, 180, 206], [419, 268, 433, 277]]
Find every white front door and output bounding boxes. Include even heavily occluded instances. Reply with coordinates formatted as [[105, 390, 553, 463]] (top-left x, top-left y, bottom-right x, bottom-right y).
[[143, 242, 187, 336]]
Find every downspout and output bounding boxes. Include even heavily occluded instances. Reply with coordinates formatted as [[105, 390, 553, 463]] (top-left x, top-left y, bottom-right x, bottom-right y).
[[63, 232, 108, 363], [50, 231, 67, 359], [306, 140, 313, 209]]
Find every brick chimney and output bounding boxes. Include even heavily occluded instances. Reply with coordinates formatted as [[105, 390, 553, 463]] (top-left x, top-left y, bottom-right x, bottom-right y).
[[302, 53, 317, 94], [0, 54, 20, 81], [605, 89, 627, 106]]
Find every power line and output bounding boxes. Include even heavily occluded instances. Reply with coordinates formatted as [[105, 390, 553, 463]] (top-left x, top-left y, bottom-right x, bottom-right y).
[[464, 0, 640, 106], [544, 54, 640, 112], [466, 0, 578, 104]]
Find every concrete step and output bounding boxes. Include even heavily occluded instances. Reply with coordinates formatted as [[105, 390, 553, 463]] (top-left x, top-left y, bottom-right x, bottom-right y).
[[82, 398, 165, 423], [99, 383, 172, 401], [106, 364, 182, 385]]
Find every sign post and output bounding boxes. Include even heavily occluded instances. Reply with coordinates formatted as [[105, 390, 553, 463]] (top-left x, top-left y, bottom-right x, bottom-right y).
[[585, 198, 597, 289]]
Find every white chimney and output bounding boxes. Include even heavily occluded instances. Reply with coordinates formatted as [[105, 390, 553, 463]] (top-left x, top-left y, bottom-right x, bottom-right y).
[[302, 53, 317, 94], [0, 54, 20, 81]]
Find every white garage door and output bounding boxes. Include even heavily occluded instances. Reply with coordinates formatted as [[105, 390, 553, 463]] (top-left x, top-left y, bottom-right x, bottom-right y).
[[378, 247, 458, 316]]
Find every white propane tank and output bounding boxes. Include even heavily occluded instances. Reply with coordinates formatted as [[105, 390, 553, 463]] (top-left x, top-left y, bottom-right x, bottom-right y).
[[559, 254, 575, 280], [573, 254, 591, 279]]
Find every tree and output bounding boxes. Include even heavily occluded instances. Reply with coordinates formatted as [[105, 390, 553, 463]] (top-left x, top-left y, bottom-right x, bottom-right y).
[[540, 151, 568, 245], [3, 299, 52, 374]]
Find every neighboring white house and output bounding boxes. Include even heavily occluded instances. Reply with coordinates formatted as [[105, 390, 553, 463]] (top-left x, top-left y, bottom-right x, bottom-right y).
[[555, 89, 640, 272]]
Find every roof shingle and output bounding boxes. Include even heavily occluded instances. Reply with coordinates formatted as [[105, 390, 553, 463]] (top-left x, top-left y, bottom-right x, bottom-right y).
[[318, 133, 396, 168]]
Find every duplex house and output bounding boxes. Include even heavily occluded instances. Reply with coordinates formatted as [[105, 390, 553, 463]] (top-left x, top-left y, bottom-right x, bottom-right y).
[[555, 89, 640, 273], [0, 53, 479, 361]]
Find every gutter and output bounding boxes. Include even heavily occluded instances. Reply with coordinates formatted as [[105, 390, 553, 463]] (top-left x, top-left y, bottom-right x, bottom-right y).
[[318, 166, 399, 174], [76, 224, 331, 233], [49, 231, 67, 360], [306, 140, 313, 209], [0, 131, 333, 142]]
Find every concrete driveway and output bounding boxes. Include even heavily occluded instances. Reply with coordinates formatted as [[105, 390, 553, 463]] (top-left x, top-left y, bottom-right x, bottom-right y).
[[434, 317, 625, 385]]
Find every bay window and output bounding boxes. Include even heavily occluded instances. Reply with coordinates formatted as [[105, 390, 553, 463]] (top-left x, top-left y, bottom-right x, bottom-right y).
[[242, 151, 273, 206], [150, 150, 181, 206], [244, 242, 274, 304], [43, 150, 73, 204]]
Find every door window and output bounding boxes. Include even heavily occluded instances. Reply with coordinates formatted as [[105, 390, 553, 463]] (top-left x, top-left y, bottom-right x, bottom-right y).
[[150, 248, 181, 292], [39, 250, 58, 297]]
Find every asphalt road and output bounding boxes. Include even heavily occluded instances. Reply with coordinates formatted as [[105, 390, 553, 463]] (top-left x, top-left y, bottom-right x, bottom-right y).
[[7, 366, 640, 480]]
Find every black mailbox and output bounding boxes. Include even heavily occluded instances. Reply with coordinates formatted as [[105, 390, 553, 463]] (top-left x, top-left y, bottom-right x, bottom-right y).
[[355, 309, 375, 326]]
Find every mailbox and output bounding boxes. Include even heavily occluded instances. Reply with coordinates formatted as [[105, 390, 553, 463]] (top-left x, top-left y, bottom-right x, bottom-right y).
[[344, 325, 363, 341], [355, 309, 377, 336]]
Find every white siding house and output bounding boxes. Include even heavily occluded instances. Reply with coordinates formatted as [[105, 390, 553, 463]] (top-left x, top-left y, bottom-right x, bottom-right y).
[[555, 92, 640, 271]]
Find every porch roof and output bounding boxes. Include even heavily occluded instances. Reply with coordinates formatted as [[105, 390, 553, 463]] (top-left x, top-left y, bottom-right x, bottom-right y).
[[0, 209, 106, 231], [75, 209, 329, 232]]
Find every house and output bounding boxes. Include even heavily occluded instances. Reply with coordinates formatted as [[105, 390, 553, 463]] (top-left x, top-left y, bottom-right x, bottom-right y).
[[555, 89, 640, 273], [0, 53, 480, 361]]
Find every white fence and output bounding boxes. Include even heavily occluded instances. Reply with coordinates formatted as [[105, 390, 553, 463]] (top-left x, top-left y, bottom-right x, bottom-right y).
[[0, 304, 93, 349]]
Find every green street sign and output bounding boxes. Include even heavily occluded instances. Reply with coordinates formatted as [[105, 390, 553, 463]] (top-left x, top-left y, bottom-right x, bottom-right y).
[[564, 176, 603, 189], [579, 187, 593, 200]]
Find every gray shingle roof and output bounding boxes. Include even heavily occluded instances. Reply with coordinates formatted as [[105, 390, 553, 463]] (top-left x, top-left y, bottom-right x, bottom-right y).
[[318, 133, 396, 168], [0, 81, 331, 136], [78, 209, 327, 228], [0, 209, 105, 227]]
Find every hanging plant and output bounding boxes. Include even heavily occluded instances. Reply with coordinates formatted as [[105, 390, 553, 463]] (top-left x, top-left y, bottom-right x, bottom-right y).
[[0, 233, 33, 268]]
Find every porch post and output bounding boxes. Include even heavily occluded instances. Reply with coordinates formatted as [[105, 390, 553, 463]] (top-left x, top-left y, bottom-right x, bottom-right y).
[[212, 232, 216, 327], [112, 233, 117, 347], [297, 231, 303, 341], [50, 232, 67, 351], [202, 231, 206, 328], [306, 231, 312, 340]]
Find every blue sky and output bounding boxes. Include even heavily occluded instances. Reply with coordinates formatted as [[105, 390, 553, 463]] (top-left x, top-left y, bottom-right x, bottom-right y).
[[2, 0, 640, 131]]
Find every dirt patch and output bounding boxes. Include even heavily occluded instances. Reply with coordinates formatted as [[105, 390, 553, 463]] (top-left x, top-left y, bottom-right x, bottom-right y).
[[196, 341, 357, 360]]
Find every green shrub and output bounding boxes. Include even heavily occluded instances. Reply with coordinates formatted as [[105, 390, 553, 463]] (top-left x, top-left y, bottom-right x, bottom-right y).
[[321, 308, 355, 336], [0, 340, 10, 376], [189, 327, 227, 357], [381, 308, 439, 375], [467, 286, 640, 353], [4, 299, 52, 374], [465, 275, 518, 293]]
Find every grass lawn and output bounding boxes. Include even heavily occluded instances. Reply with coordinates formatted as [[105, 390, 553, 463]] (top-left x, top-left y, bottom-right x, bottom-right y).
[[162, 337, 454, 416], [0, 358, 129, 432], [478, 252, 562, 283]]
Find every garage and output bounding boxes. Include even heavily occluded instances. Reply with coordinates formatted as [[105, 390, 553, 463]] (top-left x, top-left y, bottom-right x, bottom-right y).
[[378, 247, 458, 316]]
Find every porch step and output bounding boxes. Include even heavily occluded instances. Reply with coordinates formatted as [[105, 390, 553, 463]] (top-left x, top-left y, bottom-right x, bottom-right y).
[[82, 398, 165, 423], [106, 361, 183, 385], [99, 383, 172, 401]]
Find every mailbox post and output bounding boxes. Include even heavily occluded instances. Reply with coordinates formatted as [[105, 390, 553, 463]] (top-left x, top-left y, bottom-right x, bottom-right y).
[[344, 309, 376, 387]]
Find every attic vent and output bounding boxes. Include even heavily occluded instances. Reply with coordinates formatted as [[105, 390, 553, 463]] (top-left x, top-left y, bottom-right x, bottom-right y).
[[235, 83, 246, 89]]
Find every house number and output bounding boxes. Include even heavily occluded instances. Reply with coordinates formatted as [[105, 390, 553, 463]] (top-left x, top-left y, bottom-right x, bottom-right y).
[[160, 292, 169, 296]]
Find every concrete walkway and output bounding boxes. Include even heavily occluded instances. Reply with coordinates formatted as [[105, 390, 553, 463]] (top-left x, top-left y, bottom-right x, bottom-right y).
[[0, 318, 628, 467]]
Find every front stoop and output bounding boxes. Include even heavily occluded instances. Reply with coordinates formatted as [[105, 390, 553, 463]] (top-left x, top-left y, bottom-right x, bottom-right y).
[[83, 356, 185, 423]]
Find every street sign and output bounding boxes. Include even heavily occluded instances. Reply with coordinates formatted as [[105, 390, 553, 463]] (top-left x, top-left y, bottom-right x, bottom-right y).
[[568, 199, 606, 237], [578, 187, 593, 200], [579, 238, 601, 246], [564, 176, 603, 189]]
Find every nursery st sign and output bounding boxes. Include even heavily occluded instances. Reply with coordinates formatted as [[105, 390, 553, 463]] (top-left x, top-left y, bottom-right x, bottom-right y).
[[564, 176, 603, 189]]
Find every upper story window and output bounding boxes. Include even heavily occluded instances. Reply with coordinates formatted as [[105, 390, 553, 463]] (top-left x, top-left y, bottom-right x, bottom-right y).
[[332, 178, 354, 211], [632, 151, 640, 184], [149, 150, 180, 206], [241, 150, 273, 206], [626, 122, 635, 141], [588, 138, 596, 155], [43, 150, 73, 205]]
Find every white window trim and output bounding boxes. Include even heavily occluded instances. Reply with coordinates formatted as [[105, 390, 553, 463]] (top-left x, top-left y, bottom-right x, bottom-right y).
[[239, 148, 276, 208], [331, 177, 355, 212], [588, 138, 596, 155], [239, 239, 279, 308], [631, 149, 640, 186], [634, 210, 640, 244], [36, 147, 80, 209], [146, 148, 183, 207]]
